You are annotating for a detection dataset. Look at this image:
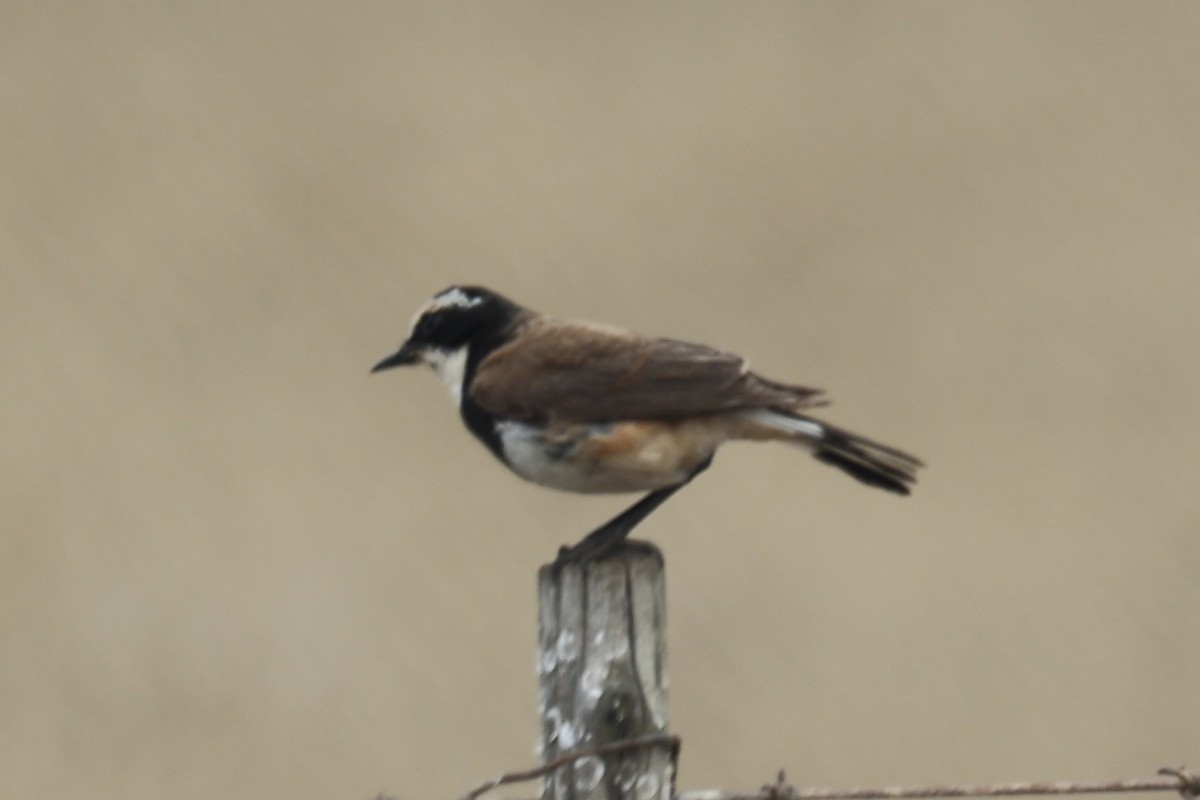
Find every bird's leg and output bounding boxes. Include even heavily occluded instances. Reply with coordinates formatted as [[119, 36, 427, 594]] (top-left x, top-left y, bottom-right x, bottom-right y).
[[554, 457, 712, 565], [556, 485, 684, 563]]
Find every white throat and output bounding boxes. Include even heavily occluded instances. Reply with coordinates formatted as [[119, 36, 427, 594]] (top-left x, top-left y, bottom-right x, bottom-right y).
[[424, 345, 469, 405]]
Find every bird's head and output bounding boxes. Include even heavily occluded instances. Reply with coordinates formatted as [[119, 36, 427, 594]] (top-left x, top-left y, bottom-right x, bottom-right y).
[[372, 285, 523, 398]]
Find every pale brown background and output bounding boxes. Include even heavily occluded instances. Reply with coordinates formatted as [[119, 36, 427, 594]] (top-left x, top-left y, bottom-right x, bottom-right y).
[[3, 3, 1198, 799]]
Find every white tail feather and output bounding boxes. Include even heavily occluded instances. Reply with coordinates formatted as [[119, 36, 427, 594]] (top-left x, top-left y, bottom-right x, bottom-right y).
[[738, 408, 825, 443], [736, 408, 921, 495]]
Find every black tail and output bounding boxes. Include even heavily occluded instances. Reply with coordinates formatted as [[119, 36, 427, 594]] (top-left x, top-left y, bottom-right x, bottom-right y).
[[809, 421, 922, 495], [741, 409, 922, 495]]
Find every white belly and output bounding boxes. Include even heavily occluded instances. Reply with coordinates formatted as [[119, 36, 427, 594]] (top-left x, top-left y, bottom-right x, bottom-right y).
[[494, 419, 718, 494]]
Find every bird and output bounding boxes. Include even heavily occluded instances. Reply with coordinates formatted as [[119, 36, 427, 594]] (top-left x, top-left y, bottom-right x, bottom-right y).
[[372, 285, 922, 561]]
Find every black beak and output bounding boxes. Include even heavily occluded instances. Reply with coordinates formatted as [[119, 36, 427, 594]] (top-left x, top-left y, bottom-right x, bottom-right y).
[[371, 342, 420, 373]]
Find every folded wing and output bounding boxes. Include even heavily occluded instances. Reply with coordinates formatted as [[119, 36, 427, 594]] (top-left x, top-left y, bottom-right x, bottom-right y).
[[470, 318, 825, 423]]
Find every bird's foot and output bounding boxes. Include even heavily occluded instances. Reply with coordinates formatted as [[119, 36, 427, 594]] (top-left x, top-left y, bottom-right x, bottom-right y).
[[549, 483, 690, 569]]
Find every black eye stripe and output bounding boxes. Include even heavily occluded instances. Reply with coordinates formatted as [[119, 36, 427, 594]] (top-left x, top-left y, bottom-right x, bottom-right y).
[[413, 308, 477, 346]]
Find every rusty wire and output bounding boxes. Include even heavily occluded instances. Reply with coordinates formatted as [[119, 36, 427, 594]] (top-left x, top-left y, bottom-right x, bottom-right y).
[[450, 734, 1196, 800], [686, 767, 1200, 800]]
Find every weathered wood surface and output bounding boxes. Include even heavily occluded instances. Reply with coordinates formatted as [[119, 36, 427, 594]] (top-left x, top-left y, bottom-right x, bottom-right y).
[[537, 544, 673, 800]]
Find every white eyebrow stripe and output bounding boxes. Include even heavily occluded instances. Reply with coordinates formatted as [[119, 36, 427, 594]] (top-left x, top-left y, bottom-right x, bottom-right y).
[[428, 288, 484, 312], [406, 288, 484, 337]]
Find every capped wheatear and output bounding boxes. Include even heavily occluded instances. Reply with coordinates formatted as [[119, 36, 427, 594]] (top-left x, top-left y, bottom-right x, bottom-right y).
[[373, 285, 922, 560]]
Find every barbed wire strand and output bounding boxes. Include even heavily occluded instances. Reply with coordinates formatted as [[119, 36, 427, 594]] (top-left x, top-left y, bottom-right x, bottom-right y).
[[685, 767, 1199, 800], [452, 732, 1196, 800]]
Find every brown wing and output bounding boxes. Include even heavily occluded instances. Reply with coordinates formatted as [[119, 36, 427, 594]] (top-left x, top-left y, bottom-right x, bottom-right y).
[[470, 318, 825, 422]]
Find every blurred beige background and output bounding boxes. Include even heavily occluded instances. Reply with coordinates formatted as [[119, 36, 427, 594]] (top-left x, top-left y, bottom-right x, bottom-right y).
[[3, 3, 1198, 799]]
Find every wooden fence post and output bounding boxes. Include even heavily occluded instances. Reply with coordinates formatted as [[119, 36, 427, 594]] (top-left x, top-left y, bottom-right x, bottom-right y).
[[537, 544, 674, 800]]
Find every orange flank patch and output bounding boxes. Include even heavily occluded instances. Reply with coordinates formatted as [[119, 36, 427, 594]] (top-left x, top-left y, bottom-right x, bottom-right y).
[[572, 419, 730, 477]]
